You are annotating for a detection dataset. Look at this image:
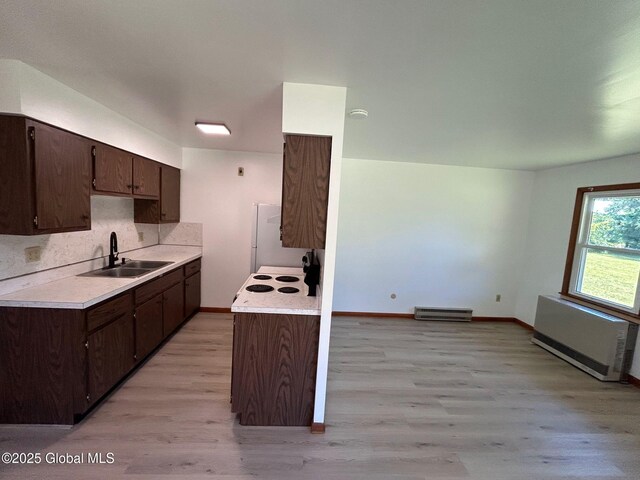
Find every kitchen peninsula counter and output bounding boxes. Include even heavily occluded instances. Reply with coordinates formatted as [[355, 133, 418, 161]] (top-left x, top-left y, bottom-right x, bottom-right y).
[[230, 266, 321, 427], [231, 267, 321, 315]]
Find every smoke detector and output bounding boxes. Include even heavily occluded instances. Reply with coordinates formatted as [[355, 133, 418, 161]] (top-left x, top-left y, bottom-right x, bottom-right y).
[[348, 108, 368, 119]]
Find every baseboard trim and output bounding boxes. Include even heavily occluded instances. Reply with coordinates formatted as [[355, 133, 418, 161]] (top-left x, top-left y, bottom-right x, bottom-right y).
[[199, 307, 232, 313], [628, 374, 640, 389], [333, 311, 413, 319], [332, 311, 534, 331], [311, 422, 325, 434], [473, 316, 535, 331]]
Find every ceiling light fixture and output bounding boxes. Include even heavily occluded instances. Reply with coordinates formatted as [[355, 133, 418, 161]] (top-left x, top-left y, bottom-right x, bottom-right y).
[[348, 109, 368, 119], [195, 122, 231, 135]]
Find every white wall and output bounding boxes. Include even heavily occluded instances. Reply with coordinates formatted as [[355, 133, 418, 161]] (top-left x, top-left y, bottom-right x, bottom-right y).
[[0, 60, 182, 168], [0, 196, 158, 282], [514, 153, 640, 377], [0, 60, 21, 112], [334, 158, 535, 316], [180, 148, 283, 307]]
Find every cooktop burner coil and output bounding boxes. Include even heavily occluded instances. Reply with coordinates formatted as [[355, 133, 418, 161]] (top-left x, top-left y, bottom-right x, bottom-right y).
[[277, 286, 300, 294], [245, 284, 275, 293], [275, 275, 300, 283]]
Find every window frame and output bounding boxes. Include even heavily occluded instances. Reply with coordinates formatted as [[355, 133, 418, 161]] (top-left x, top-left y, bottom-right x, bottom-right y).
[[562, 182, 640, 319]]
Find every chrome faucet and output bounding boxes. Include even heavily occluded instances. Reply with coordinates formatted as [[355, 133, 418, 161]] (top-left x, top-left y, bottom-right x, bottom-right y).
[[108, 232, 119, 268]]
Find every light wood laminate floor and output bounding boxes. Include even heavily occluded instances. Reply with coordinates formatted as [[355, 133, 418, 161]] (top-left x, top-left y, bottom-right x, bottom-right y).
[[1, 313, 639, 479]]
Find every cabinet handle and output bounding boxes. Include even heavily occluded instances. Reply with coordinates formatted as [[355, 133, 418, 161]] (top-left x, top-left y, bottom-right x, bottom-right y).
[[127, 184, 133, 189], [81, 214, 89, 220], [86, 394, 90, 402], [134, 354, 138, 361], [134, 185, 140, 190], [84, 341, 89, 349]]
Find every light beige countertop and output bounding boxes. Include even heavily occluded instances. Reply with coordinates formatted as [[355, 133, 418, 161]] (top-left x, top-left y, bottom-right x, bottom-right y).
[[0, 245, 202, 310], [232, 267, 321, 316]]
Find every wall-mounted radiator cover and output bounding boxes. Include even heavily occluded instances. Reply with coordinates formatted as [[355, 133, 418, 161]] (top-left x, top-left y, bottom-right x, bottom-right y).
[[414, 307, 472, 322], [532, 295, 638, 382]]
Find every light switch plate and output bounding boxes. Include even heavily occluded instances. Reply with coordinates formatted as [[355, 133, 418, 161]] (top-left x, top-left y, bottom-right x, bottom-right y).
[[138, 231, 144, 242]]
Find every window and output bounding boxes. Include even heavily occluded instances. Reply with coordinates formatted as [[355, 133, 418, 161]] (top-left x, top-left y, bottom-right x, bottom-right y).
[[562, 183, 640, 315]]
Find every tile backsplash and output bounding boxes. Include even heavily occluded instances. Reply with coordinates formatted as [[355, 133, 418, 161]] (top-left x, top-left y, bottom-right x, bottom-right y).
[[0, 196, 159, 281]]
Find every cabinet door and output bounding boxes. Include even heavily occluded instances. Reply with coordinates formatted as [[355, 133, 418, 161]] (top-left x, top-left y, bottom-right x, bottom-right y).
[[162, 281, 184, 338], [132, 156, 160, 198], [93, 143, 133, 195], [184, 272, 201, 319], [161, 166, 180, 223], [135, 294, 163, 360], [232, 313, 320, 426], [0, 116, 33, 235], [31, 121, 91, 231], [87, 314, 134, 405], [281, 135, 331, 249]]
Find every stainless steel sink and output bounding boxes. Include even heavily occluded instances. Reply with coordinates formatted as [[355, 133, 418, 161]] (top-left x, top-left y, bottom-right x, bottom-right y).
[[121, 260, 173, 269], [78, 260, 173, 278], [80, 267, 151, 278]]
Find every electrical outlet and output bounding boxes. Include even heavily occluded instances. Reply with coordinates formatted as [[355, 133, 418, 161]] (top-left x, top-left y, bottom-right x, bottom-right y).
[[138, 231, 144, 242], [495, 294, 501, 302], [25, 246, 41, 263], [238, 167, 244, 176]]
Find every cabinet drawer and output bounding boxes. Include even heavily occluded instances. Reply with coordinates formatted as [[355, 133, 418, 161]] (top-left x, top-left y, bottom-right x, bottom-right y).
[[87, 293, 132, 332], [135, 268, 183, 305], [184, 258, 201, 277]]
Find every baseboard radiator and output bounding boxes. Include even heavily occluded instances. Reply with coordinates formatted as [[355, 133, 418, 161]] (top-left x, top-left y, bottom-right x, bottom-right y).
[[414, 307, 472, 322], [532, 295, 638, 382]]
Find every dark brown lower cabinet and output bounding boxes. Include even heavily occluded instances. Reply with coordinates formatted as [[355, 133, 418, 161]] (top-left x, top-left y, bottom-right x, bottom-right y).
[[163, 281, 184, 337], [87, 314, 135, 406], [231, 312, 320, 426], [184, 271, 201, 319], [0, 260, 200, 424], [0, 307, 85, 424], [135, 294, 164, 361]]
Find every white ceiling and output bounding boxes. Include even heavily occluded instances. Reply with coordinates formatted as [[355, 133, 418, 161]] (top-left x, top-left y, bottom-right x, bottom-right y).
[[1, 0, 640, 170]]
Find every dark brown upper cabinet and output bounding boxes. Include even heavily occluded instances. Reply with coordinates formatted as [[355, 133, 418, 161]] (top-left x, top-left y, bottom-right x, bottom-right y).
[[92, 143, 134, 195], [132, 156, 160, 198], [92, 146, 160, 200], [0, 115, 91, 235], [134, 164, 181, 224], [281, 134, 331, 249]]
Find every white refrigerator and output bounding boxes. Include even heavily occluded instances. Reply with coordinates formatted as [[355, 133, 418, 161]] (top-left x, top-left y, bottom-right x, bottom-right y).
[[250, 203, 307, 273]]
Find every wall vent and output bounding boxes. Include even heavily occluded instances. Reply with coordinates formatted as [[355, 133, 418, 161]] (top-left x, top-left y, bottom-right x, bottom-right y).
[[414, 307, 472, 322]]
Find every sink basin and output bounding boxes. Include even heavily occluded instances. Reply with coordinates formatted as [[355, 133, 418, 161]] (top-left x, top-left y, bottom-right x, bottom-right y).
[[121, 260, 173, 269], [81, 267, 151, 278]]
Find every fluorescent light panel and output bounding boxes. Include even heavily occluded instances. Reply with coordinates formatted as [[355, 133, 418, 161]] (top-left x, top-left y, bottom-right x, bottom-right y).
[[195, 122, 230, 135]]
